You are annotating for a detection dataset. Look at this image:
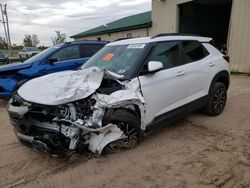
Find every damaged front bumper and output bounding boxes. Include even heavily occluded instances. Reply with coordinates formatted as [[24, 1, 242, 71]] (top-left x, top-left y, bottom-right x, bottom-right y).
[[8, 99, 125, 157], [7, 69, 146, 158]]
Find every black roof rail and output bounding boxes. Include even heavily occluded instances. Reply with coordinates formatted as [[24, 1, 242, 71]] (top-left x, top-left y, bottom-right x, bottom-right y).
[[114, 37, 134, 42], [65, 40, 109, 43], [151, 33, 201, 39]]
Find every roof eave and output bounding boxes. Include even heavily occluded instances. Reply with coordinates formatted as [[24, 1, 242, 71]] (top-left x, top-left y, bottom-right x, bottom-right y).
[[70, 22, 152, 39]]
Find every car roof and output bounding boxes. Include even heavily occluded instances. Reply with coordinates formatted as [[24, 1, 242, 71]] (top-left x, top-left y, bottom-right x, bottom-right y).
[[107, 35, 212, 46], [65, 41, 108, 45]]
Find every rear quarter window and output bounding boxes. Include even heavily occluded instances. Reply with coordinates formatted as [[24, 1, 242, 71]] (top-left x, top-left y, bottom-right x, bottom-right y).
[[182, 41, 209, 63]]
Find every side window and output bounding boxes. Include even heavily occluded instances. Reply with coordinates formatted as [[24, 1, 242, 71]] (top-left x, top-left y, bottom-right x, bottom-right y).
[[182, 41, 209, 63], [51, 45, 80, 62], [80, 44, 103, 58], [147, 41, 181, 70]]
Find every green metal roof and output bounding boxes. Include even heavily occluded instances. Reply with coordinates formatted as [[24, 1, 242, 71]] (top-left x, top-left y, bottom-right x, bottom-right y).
[[71, 11, 152, 38]]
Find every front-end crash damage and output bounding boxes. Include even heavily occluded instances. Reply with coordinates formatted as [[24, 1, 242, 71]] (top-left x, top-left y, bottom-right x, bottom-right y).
[[8, 67, 145, 157]]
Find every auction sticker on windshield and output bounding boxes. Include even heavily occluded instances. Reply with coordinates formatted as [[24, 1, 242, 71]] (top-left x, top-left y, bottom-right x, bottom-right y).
[[127, 44, 146, 49], [103, 53, 114, 62]]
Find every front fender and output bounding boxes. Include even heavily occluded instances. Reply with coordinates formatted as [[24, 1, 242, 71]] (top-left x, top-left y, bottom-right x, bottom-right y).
[[0, 77, 18, 98]]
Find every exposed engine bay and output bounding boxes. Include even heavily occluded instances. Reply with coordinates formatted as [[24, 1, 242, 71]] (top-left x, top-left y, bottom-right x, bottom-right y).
[[8, 67, 145, 159]]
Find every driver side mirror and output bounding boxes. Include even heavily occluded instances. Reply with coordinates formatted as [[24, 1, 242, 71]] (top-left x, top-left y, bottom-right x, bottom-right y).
[[48, 58, 58, 64], [148, 61, 163, 73]]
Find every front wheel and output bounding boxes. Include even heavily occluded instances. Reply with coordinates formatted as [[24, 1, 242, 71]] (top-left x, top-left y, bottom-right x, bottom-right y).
[[206, 82, 227, 116], [103, 109, 141, 154]]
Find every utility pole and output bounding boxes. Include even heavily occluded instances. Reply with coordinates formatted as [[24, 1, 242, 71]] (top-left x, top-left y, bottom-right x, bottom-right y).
[[0, 3, 11, 56], [4, 4, 11, 50], [0, 4, 8, 46]]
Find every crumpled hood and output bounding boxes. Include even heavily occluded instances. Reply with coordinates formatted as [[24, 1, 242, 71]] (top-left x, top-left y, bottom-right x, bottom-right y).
[[0, 62, 33, 73], [18, 67, 104, 105]]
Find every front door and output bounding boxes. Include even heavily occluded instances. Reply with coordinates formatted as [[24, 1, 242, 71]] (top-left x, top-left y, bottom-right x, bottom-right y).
[[44, 45, 84, 74], [138, 41, 188, 125]]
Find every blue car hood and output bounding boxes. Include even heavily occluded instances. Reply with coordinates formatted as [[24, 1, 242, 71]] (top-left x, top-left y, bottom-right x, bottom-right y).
[[0, 62, 33, 73]]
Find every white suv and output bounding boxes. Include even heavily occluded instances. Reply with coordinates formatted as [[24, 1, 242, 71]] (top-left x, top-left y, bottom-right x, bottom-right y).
[[8, 34, 230, 158]]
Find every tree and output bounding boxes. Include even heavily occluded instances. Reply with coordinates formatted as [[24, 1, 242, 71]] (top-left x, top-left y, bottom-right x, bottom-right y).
[[0, 36, 7, 49], [51, 31, 66, 45], [23, 34, 40, 47], [23, 35, 32, 47], [31, 35, 39, 47]]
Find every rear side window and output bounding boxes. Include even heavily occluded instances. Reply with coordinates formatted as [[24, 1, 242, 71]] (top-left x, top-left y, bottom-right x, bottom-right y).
[[147, 41, 181, 70], [182, 41, 209, 63], [80, 44, 104, 58]]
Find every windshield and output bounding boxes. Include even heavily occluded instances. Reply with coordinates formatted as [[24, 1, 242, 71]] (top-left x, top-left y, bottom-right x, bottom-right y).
[[23, 45, 63, 64], [83, 44, 146, 76]]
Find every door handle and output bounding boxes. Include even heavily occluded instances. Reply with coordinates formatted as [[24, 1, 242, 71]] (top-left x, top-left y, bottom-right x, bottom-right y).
[[176, 71, 185, 76], [209, 62, 215, 67]]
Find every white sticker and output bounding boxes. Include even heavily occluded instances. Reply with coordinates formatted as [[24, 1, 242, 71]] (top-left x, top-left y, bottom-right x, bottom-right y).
[[127, 44, 146, 49]]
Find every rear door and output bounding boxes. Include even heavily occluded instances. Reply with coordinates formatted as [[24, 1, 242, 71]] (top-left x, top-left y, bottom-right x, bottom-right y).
[[138, 41, 188, 125], [180, 40, 212, 102]]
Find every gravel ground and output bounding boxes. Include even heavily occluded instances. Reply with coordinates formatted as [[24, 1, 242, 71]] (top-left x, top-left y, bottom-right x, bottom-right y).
[[0, 75, 250, 188]]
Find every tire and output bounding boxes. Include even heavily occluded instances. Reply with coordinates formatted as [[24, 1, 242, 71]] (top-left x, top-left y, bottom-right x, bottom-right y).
[[103, 109, 142, 154], [206, 82, 227, 116]]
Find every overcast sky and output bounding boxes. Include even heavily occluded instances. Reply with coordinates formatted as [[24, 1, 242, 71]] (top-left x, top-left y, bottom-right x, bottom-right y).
[[0, 0, 151, 46]]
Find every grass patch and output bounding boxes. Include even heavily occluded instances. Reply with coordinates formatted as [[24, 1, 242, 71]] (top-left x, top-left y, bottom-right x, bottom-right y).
[[231, 71, 250, 77], [3, 49, 20, 58]]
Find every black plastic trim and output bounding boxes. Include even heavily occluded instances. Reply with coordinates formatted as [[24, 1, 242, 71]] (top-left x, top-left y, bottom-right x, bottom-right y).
[[209, 70, 230, 91], [146, 95, 208, 131]]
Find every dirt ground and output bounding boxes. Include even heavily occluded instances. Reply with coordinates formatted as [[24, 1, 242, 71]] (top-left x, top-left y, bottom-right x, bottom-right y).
[[0, 75, 250, 188]]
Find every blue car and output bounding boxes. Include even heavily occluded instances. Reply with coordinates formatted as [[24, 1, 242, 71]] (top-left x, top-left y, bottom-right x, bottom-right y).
[[0, 41, 107, 99]]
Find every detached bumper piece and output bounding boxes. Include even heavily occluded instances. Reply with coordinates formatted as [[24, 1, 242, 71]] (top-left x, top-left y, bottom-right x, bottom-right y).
[[15, 130, 74, 160]]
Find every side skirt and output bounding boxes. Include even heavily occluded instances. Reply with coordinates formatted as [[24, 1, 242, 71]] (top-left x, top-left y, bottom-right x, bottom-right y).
[[145, 95, 208, 132]]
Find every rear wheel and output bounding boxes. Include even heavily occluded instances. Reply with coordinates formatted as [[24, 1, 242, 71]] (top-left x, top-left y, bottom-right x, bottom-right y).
[[206, 82, 227, 116]]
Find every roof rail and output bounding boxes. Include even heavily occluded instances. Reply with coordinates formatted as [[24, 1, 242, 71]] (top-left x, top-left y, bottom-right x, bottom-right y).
[[151, 33, 201, 39], [114, 37, 137, 42], [70, 40, 109, 43]]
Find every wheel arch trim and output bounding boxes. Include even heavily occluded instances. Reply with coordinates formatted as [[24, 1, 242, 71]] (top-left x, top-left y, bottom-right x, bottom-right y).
[[209, 70, 230, 92]]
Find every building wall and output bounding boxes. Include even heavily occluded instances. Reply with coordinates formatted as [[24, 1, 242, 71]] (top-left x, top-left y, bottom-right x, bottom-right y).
[[75, 27, 150, 42], [228, 0, 250, 73], [150, 0, 192, 35], [151, 0, 250, 73]]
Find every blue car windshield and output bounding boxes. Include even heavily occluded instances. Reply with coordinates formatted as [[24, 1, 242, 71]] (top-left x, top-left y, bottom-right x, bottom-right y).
[[82, 44, 145, 75], [23, 45, 63, 64]]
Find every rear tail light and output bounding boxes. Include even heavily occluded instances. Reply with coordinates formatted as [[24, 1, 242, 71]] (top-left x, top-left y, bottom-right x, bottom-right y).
[[223, 55, 230, 63]]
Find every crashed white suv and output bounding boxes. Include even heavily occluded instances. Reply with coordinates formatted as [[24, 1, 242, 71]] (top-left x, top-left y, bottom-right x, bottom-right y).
[[8, 34, 230, 158]]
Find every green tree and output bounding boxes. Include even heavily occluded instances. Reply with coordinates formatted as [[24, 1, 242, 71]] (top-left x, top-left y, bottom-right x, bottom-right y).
[[23, 34, 40, 47], [31, 35, 39, 47], [51, 31, 66, 45], [23, 35, 32, 47], [0, 36, 7, 49]]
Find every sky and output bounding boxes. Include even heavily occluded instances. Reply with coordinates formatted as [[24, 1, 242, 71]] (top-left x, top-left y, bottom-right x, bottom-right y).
[[0, 0, 151, 46]]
